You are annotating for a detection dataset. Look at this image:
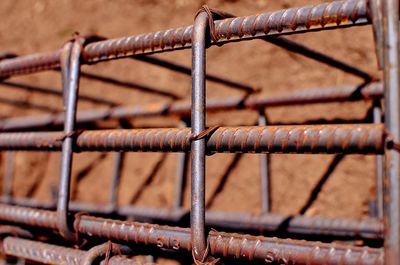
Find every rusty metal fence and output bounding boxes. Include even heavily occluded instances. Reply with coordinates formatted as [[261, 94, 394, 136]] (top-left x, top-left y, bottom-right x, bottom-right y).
[[0, 0, 397, 264]]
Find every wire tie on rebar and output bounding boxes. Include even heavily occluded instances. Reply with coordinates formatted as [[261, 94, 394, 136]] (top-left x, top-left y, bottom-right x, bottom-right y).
[[73, 212, 89, 248], [190, 125, 220, 142], [104, 241, 113, 265], [385, 129, 400, 152], [192, 235, 220, 265], [195, 5, 234, 45], [56, 129, 86, 142]]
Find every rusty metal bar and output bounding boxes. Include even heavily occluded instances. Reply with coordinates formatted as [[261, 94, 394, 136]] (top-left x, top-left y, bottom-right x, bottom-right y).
[[190, 10, 208, 262], [57, 38, 82, 240], [0, 197, 384, 241], [0, 82, 383, 132], [0, 81, 117, 106], [259, 110, 270, 213], [373, 102, 384, 219], [0, 125, 385, 154], [0, 0, 369, 78], [0, 204, 384, 264], [117, 206, 384, 241], [382, 0, 400, 263], [370, 0, 384, 69], [3, 237, 146, 265]]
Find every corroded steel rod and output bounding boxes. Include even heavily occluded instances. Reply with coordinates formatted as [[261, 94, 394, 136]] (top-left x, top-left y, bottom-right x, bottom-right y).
[[0, 204, 384, 264], [382, 0, 400, 263], [0, 0, 369, 78], [0, 196, 383, 243], [3, 237, 147, 265], [0, 125, 385, 154], [57, 39, 82, 241], [0, 82, 383, 132], [0, 197, 384, 240], [190, 10, 208, 261]]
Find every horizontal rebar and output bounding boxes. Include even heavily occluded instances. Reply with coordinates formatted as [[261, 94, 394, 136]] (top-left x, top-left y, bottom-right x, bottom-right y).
[[0, 124, 384, 154], [0, 197, 383, 241], [3, 237, 148, 265], [0, 82, 382, 132], [0, 204, 384, 264], [0, 0, 369, 78], [118, 206, 384, 240]]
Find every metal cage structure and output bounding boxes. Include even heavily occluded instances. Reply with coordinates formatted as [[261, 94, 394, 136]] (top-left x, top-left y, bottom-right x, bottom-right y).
[[0, 0, 397, 264]]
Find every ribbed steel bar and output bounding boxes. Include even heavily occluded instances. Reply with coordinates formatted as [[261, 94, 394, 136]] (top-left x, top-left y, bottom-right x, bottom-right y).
[[117, 206, 384, 241], [0, 125, 385, 154], [0, 82, 383, 132], [382, 0, 400, 263], [137, 29, 374, 85], [0, 0, 369, 78], [3, 237, 148, 265], [0, 204, 383, 264], [76, 216, 384, 264], [0, 81, 117, 106], [0, 197, 384, 241]]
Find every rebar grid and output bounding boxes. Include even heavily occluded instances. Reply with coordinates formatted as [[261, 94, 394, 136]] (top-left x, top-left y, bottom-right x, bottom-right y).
[[0, 0, 395, 264]]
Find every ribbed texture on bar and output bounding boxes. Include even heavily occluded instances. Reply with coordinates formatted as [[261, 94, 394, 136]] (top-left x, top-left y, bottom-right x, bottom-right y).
[[0, 125, 384, 154], [0, 0, 368, 78], [0, 51, 61, 78], [83, 0, 368, 63], [77, 215, 383, 264], [0, 205, 383, 264], [3, 237, 147, 265], [0, 204, 57, 230]]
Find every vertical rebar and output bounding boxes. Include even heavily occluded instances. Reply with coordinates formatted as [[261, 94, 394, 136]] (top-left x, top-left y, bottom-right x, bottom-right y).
[[259, 110, 270, 213], [2, 152, 14, 204], [382, 0, 400, 263], [173, 120, 188, 209], [191, 11, 208, 262], [57, 37, 83, 240], [109, 152, 124, 211], [60, 42, 73, 106], [370, 0, 384, 69], [373, 102, 384, 219]]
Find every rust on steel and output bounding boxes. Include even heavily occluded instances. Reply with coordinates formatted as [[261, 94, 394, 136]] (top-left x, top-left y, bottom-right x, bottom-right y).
[[0, 0, 369, 78], [0, 124, 385, 154], [0, 82, 383, 132], [0, 204, 384, 264], [0, 197, 384, 240], [3, 237, 147, 265]]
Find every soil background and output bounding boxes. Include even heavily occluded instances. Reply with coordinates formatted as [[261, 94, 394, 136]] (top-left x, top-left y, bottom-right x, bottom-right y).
[[0, 0, 381, 264]]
